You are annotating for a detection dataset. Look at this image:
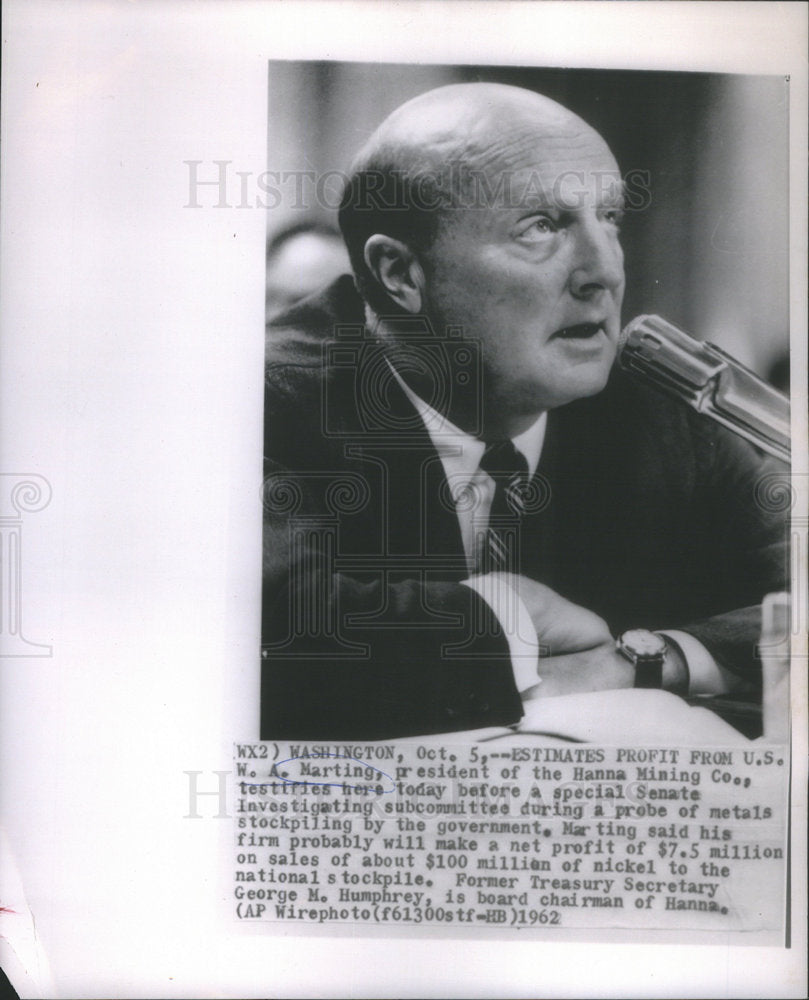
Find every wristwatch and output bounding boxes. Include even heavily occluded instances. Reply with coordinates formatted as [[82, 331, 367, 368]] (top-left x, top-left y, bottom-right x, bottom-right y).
[[616, 629, 667, 688]]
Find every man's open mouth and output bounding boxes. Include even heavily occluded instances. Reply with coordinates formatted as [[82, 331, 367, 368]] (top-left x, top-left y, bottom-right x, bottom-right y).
[[553, 322, 605, 339]]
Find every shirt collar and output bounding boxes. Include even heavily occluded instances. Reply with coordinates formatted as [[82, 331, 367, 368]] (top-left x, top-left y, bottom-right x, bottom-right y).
[[387, 360, 547, 481]]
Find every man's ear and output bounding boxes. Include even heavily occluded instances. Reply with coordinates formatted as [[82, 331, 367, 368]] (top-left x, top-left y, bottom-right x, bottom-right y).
[[363, 235, 425, 313]]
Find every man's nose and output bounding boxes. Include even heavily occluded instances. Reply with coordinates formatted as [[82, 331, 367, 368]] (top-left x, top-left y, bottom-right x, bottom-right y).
[[568, 215, 624, 299]]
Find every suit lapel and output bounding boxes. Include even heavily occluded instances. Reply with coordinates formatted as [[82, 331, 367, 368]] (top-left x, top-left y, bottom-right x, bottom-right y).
[[519, 399, 607, 596], [518, 408, 562, 586], [337, 349, 467, 575]]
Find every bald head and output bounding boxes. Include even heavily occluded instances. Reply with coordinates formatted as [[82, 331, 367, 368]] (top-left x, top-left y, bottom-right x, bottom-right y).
[[357, 83, 602, 175], [338, 83, 618, 312]]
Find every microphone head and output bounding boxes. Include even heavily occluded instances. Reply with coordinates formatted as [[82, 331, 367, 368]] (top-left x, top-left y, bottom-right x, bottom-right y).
[[617, 314, 656, 358]]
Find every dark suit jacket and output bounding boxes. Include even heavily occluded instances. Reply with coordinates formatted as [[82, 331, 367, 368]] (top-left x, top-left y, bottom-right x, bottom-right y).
[[262, 276, 788, 740]]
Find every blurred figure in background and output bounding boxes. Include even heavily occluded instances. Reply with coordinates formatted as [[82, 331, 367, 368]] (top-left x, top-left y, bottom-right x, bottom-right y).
[[265, 221, 350, 321]]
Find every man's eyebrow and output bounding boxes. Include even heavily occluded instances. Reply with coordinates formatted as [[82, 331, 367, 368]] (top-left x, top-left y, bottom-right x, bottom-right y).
[[510, 185, 627, 216]]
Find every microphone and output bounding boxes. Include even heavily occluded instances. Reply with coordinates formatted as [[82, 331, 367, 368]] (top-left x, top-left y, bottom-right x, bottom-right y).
[[618, 315, 790, 463]]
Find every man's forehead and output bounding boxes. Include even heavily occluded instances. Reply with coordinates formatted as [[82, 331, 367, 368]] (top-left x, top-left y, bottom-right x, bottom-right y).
[[448, 151, 624, 213], [437, 111, 622, 212], [505, 162, 624, 210]]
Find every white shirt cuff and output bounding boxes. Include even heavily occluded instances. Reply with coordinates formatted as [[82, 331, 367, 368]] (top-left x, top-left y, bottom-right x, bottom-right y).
[[658, 629, 737, 696], [462, 574, 539, 693]]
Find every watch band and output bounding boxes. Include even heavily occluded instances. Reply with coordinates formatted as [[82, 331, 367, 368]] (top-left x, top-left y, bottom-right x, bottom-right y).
[[633, 656, 663, 689], [657, 631, 690, 696]]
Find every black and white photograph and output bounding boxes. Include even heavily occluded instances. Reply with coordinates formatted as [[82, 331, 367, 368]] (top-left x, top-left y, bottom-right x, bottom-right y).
[[260, 61, 792, 744], [0, 2, 806, 998]]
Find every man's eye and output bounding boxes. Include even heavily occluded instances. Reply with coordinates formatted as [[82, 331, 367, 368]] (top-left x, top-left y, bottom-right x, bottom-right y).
[[517, 216, 558, 241], [603, 209, 625, 231]]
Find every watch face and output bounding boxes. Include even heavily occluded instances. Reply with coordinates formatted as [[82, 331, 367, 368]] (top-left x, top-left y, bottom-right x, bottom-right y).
[[618, 630, 666, 689], [621, 629, 667, 657]]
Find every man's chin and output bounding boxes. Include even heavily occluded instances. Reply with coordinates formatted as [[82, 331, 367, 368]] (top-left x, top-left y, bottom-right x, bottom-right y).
[[533, 363, 613, 410]]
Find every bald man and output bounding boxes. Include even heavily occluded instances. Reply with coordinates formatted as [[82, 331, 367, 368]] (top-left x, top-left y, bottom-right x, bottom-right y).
[[261, 84, 786, 740]]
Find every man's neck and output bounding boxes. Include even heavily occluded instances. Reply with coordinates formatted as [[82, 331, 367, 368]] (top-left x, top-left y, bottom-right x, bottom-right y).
[[371, 312, 545, 441], [390, 361, 548, 480]]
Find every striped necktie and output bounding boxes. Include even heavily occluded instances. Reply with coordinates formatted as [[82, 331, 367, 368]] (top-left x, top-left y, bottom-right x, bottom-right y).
[[477, 440, 529, 573]]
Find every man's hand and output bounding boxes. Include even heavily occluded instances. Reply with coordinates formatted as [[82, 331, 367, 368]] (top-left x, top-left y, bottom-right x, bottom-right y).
[[498, 573, 612, 655], [498, 574, 636, 700], [521, 642, 634, 701]]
